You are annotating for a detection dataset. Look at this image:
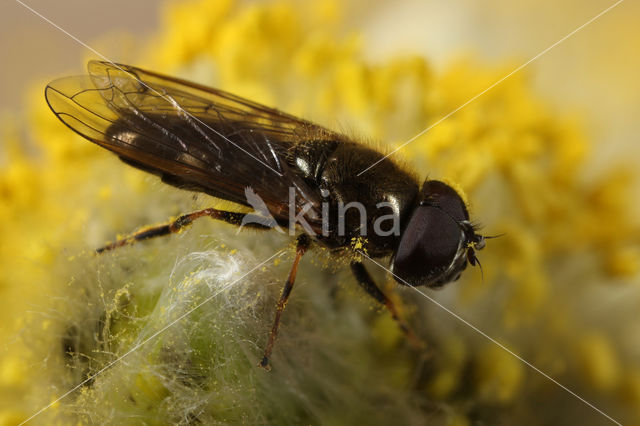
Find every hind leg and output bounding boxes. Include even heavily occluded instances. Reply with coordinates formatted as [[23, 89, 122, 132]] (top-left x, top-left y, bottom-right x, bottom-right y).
[[97, 208, 272, 253]]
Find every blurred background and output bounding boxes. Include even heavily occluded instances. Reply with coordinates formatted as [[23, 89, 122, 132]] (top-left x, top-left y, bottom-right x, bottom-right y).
[[1, 0, 639, 425], [3, 0, 638, 171]]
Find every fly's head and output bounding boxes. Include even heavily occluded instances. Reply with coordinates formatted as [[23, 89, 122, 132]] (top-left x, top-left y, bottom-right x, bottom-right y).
[[390, 180, 486, 288]]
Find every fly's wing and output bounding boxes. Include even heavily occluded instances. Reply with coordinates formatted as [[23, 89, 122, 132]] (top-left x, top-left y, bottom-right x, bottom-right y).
[[45, 61, 340, 229]]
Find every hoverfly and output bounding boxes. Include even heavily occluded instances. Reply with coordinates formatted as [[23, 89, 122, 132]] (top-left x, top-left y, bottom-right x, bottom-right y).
[[45, 61, 487, 370]]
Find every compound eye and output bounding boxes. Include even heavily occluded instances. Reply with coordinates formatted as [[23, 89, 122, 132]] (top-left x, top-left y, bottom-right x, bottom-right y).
[[391, 205, 462, 287], [421, 180, 469, 222]]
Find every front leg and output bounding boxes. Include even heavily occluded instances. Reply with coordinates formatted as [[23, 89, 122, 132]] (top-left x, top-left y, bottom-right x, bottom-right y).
[[350, 261, 425, 350]]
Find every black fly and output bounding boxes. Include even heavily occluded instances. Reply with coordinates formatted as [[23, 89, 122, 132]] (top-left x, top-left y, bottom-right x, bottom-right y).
[[45, 61, 487, 369]]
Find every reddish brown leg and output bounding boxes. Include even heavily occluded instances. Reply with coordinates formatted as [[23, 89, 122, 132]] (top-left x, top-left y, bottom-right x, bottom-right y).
[[97, 208, 271, 253], [350, 262, 425, 350], [259, 235, 311, 370]]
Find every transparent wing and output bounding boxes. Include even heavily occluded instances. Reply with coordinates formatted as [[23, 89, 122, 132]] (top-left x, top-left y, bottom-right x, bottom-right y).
[[45, 61, 342, 227]]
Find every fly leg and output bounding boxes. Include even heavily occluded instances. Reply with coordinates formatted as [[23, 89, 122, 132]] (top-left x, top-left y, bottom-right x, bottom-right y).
[[350, 261, 425, 350], [97, 208, 273, 253], [259, 234, 311, 370]]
